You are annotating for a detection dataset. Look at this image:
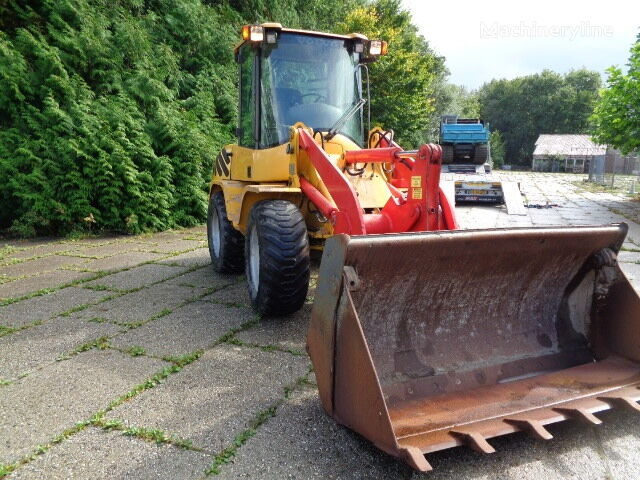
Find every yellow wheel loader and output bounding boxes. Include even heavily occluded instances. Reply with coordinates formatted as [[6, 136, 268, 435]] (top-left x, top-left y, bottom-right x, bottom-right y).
[[208, 23, 640, 472]]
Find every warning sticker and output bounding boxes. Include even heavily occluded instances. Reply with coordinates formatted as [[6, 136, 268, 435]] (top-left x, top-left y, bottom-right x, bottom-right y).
[[412, 187, 423, 200], [411, 176, 422, 187]]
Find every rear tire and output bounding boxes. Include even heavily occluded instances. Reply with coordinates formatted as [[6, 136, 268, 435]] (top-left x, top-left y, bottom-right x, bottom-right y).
[[245, 199, 310, 316], [473, 144, 488, 164], [207, 191, 244, 273]]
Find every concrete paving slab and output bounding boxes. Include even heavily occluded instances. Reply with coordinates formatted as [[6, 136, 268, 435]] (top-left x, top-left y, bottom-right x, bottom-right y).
[[0, 349, 166, 465], [0, 270, 93, 300], [7, 427, 212, 480], [0, 270, 94, 301], [202, 282, 250, 307], [0, 256, 87, 278], [66, 241, 151, 258], [76, 284, 198, 324], [619, 262, 640, 282], [216, 387, 410, 479], [79, 252, 166, 272], [0, 316, 122, 380], [2, 244, 76, 261], [0, 287, 111, 327], [106, 344, 309, 450], [111, 301, 256, 357], [156, 249, 211, 268], [85, 264, 188, 291], [134, 239, 205, 254], [142, 231, 193, 242], [164, 266, 235, 292], [618, 250, 640, 263], [59, 236, 123, 247], [236, 302, 311, 353]]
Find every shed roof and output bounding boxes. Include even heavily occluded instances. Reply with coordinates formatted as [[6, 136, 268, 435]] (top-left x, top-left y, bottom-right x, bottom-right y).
[[533, 134, 606, 157]]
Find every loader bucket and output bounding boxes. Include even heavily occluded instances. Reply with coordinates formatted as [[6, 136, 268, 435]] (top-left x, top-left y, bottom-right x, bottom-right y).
[[307, 224, 640, 472]]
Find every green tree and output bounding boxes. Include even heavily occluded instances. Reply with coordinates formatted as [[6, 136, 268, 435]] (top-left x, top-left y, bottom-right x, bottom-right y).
[[477, 69, 601, 165], [442, 84, 480, 118], [489, 130, 505, 168], [591, 34, 640, 154], [338, 0, 448, 147]]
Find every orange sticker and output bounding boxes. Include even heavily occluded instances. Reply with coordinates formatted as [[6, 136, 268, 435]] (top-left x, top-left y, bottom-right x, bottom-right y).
[[412, 187, 423, 200], [411, 176, 422, 187]]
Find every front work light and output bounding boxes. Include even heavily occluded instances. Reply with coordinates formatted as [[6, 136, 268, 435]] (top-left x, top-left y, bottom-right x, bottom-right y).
[[369, 40, 388, 56], [241, 25, 264, 42]]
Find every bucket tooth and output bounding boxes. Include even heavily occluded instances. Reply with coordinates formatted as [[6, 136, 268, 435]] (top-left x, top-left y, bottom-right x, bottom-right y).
[[450, 430, 496, 454], [505, 418, 553, 440], [400, 446, 432, 472], [552, 407, 603, 425], [597, 396, 640, 412]]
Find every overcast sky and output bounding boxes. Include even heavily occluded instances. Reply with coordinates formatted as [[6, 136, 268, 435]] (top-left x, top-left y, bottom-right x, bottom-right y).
[[401, 0, 639, 90]]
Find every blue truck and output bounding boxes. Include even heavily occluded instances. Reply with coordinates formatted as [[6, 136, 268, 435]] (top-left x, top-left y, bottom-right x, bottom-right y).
[[440, 115, 490, 166]]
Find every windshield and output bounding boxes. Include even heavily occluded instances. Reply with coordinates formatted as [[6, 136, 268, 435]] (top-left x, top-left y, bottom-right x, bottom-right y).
[[260, 33, 363, 147]]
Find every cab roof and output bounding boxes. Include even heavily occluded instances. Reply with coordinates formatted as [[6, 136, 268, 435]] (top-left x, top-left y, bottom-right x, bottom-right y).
[[233, 23, 368, 54]]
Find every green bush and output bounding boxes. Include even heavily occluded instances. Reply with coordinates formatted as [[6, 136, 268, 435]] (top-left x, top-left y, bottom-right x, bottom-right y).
[[0, 0, 238, 235]]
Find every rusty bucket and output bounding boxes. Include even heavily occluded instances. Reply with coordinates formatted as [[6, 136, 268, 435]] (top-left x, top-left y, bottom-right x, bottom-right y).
[[307, 224, 640, 472]]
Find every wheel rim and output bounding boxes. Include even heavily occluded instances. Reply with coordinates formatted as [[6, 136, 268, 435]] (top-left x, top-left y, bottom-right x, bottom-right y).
[[209, 206, 221, 257], [248, 226, 260, 293]]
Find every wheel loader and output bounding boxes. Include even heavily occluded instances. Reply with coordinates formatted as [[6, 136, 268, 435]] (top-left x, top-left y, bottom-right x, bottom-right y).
[[208, 23, 640, 472]]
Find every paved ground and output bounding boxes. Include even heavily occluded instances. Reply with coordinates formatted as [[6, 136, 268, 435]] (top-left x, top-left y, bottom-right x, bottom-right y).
[[1, 172, 640, 479]]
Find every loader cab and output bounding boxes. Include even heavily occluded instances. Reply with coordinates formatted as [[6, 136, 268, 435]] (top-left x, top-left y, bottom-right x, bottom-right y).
[[235, 24, 386, 149]]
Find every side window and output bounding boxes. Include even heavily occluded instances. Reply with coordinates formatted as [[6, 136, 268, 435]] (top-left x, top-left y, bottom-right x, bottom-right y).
[[238, 45, 255, 147], [260, 55, 281, 147]]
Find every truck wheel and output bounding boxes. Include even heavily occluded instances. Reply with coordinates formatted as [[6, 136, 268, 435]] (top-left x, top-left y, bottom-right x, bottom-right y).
[[441, 145, 454, 163], [473, 144, 488, 164], [207, 191, 244, 273], [245, 199, 310, 316]]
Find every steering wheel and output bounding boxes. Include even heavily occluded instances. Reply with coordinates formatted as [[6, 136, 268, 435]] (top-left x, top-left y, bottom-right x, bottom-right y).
[[301, 92, 327, 103]]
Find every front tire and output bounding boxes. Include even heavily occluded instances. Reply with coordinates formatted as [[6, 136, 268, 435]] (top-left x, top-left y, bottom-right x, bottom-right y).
[[207, 191, 244, 273], [245, 200, 310, 316]]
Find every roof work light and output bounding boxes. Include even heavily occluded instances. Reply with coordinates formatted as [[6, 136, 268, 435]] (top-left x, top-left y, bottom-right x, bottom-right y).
[[241, 25, 264, 42], [368, 40, 388, 56]]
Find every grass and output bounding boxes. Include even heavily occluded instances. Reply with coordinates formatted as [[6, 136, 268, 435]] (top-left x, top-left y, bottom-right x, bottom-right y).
[[205, 406, 278, 475], [0, 275, 20, 285], [57, 336, 110, 361], [0, 321, 43, 339], [127, 346, 146, 357], [81, 284, 113, 292], [59, 302, 94, 317], [0, 245, 19, 260], [573, 175, 640, 196], [95, 419, 195, 449]]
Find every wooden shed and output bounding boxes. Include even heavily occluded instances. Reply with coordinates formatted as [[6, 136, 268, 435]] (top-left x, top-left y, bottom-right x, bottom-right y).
[[532, 135, 606, 173]]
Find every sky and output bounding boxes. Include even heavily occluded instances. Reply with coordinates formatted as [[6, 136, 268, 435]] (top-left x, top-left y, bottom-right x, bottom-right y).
[[401, 0, 639, 89]]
